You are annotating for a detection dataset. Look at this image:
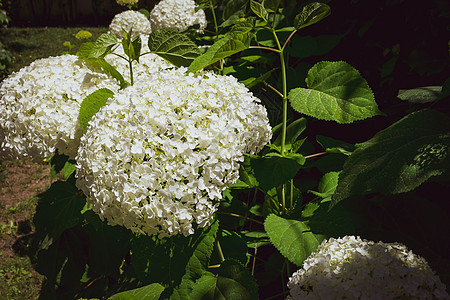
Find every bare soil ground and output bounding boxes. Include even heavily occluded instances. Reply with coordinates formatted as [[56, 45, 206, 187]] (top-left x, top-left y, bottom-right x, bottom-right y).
[[0, 159, 50, 299]]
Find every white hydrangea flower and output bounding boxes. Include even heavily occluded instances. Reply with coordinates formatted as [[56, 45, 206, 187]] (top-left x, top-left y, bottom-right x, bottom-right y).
[[116, 0, 138, 6], [76, 68, 271, 238], [287, 236, 449, 300], [150, 0, 207, 33], [0, 55, 120, 160], [109, 10, 151, 38]]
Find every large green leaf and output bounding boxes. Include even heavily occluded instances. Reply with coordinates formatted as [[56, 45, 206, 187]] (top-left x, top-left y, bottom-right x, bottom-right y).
[[78, 88, 115, 133], [109, 283, 165, 300], [333, 109, 450, 206], [188, 20, 254, 73], [168, 221, 219, 299], [251, 153, 305, 191], [190, 260, 258, 300], [33, 181, 86, 250], [148, 28, 201, 67], [294, 2, 331, 30], [89, 33, 118, 59], [264, 214, 324, 266], [288, 61, 380, 123]]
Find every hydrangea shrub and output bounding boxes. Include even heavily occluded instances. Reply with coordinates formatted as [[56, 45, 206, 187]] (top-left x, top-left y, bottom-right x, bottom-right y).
[[0, 55, 120, 160], [109, 10, 152, 38], [150, 0, 207, 32], [287, 236, 449, 299], [75, 68, 272, 238]]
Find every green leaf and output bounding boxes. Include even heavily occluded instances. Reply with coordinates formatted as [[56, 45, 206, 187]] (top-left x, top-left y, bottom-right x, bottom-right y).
[[264, 0, 281, 13], [288, 61, 380, 123], [316, 135, 355, 155], [241, 231, 270, 248], [250, 0, 268, 21], [264, 214, 325, 266], [77, 88, 115, 133], [190, 260, 258, 300], [250, 153, 304, 191], [294, 2, 331, 30], [148, 28, 201, 67], [273, 118, 307, 148], [307, 201, 356, 236], [397, 86, 443, 103], [215, 230, 249, 266], [333, 109, 450, 206], [243, 68, 275, 89], [33, 181, 86, 250], [169, 221, 219, 299], [76, 42, 95, 59], [90, 33, 118, 58], [63, 160, 76, 180], [308, 171, 340, 201], [96, 58, 130, 89], [188, 20, 254, 73], [109, 283, 165, 300]]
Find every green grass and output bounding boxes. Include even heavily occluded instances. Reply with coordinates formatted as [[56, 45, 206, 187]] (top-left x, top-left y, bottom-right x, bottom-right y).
[[0, 256, 43, 300], [0, 27, 108, 74]]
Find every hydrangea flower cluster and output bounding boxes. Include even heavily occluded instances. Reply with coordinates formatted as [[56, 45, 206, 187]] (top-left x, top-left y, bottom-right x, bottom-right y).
[[0, 55, 120, 160], [76, 68, 272, 238], [116, 0, 138, 7], [150, 0, 207, 32], [109, 10, 151, 38], [287, 236, 449, 300]]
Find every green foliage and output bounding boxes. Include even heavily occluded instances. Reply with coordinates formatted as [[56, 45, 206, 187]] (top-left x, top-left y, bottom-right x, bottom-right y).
[[294, 2, 331, 30], [0, 40, 13, 79], [308, 171, 340, 202], [288, 61, 380, 123], [148, 28, 201, 67], [108, 282, 164, 300], [78, 88, 115, 133], [264, 214, 325, 266], [189, 18, 254, 72], [189, 260, 258, 300], [5, 1, 448, 298], [397, 86, 444, 103], [33, 181, 86, 250], [251, 153, 305, 191], [333, 109, 450, 205]]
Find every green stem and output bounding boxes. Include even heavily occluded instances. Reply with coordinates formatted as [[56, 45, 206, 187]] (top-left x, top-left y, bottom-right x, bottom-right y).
[[210, 0, 218, 40], [129, 59, 134, 85], [273, 29, 289, 213], [215, 239, 225, 263]]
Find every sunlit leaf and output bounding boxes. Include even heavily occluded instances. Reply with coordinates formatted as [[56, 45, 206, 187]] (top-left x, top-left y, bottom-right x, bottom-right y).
[[294, 2, 331, 30], [148, 28, 201, 67], [188, 20, 254, 73], [78, 88, 115, 133], [250, 0, 268, 21], [288, 61, 380, 123], [264, 214, 325, 266]]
